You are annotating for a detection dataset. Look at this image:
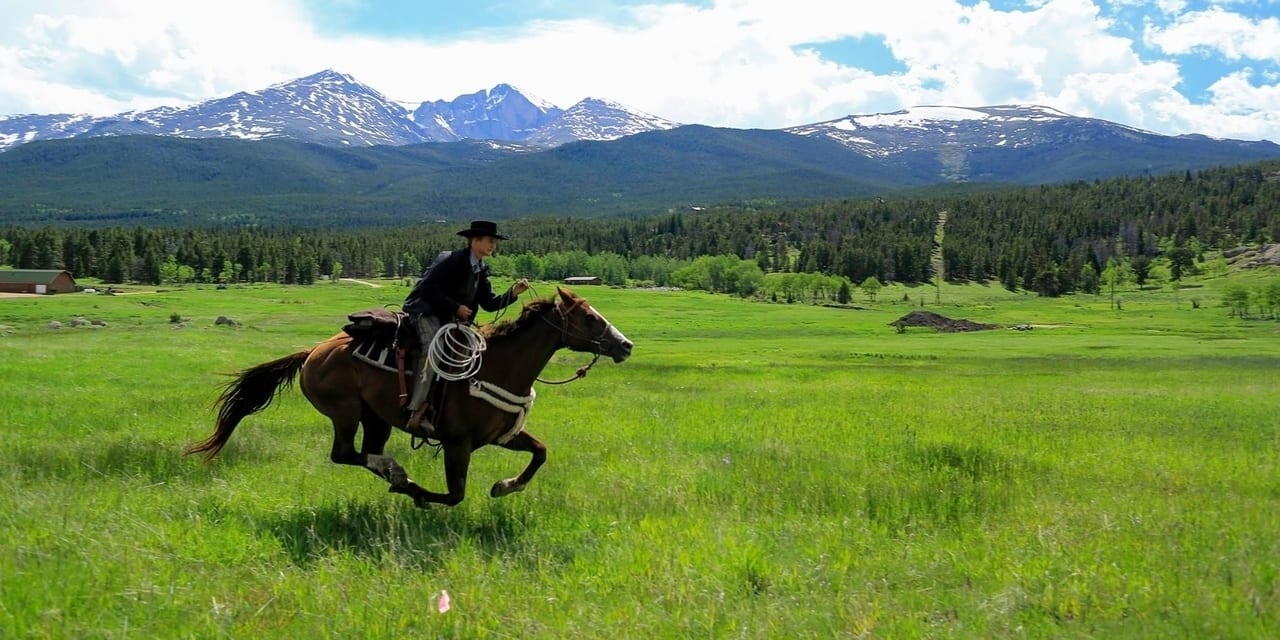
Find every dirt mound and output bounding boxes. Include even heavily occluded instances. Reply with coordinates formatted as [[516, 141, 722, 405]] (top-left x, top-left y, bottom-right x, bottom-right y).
[[891, 310, 999, 333]]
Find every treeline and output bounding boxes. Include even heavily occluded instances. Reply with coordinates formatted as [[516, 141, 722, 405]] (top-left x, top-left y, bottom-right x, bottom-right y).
[[2, 162, 1278, 297], [938, 164, 1280, 294]]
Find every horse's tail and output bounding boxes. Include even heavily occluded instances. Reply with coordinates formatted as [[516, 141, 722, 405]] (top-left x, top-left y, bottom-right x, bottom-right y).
[[185, 349, 310, 461]]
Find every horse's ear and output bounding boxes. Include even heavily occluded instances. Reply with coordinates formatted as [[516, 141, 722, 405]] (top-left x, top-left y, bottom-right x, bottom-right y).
[[557, 287, 576, 303]]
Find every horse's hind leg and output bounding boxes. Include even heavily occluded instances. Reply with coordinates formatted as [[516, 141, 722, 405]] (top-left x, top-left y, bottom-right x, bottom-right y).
[[357, 402, 445, 508], [319, 399, 420, 498], [326, 412, 404, 486], [380, 441, 473, 508], [490, 430, 547, 498], [358, 400, 393, 456], [300, 341, 433, 506]]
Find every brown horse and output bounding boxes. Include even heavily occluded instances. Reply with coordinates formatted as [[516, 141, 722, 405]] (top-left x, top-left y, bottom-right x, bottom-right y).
[[185, 288, 632, 507]]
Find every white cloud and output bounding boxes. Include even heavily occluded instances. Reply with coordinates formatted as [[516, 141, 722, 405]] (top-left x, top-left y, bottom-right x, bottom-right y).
[[1145, 7, 1280, 60], [0, 0, 325, 114], [1140, 70, 1280, 141], [0, 0, 1277, 142], [1106, 0, 1188, 14]]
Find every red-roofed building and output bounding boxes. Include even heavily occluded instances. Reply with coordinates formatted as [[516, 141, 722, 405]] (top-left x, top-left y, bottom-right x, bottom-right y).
[[0, 269, 77, 294]]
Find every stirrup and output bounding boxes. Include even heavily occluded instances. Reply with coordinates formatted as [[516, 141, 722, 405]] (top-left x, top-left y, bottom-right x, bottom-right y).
[[406, 404, 435, 437]]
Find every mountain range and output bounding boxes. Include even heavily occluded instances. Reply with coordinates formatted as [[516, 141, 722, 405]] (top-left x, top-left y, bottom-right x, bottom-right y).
[[0, 70, 678, 152], [2, 70, 1279, 226]]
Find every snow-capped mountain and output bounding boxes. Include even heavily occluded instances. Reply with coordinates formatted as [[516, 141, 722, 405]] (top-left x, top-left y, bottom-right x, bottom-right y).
[[413, 83, 562, 142], [0, 70, 431, 149], [0, 70, 675, 152], [4, 74, 1276, 188], [3, 104, 1279, 224], [524, 98, 680, 146], [785, 104, 1280, 182], [787, 105, 1154, 158], [122, 70, 428, 146], [0, 113, 102, 150]]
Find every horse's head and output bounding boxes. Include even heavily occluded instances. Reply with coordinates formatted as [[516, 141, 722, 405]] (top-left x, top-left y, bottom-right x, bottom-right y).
[[553, 288, 632, 363]]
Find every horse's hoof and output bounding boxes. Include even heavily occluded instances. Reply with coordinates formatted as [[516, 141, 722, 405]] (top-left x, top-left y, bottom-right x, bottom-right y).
[[413, 495, 433, 509], [367, 454, 408, 487], [491, 479, 524, 498]]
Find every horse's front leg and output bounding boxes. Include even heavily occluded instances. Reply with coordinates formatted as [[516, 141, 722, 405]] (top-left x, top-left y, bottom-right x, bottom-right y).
[[490, 430, 546, 498], [390, 441, 472, 508]]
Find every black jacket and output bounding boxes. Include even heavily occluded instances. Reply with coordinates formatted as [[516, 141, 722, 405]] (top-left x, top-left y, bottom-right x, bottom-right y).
[[403, 248, 517, 323]]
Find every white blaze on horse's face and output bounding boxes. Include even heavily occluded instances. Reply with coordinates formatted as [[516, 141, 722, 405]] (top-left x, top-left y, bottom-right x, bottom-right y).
[[585, 303, 632, 363], [557, 288, 632, 362]]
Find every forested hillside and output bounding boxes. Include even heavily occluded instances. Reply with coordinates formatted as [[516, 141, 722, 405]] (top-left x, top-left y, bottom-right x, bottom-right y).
[[0, 128, 909, 224], [3, 161, 1278, 297]]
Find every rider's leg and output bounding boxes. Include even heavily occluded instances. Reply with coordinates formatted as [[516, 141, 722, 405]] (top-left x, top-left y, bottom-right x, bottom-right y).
[[406, 315, 441, 431]]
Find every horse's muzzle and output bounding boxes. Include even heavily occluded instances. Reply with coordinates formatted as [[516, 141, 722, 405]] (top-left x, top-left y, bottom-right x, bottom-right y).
[[611, 340, 632, 363], [607, 330, 633, 363]]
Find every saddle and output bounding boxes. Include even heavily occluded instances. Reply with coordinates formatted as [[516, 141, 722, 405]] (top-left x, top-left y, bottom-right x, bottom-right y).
[[342, 309, 425, 408], [342, 308, 421, 366], [342, 309, 447, 440]]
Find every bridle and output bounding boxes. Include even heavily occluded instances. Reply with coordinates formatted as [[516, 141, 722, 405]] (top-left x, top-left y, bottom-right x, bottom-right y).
[[534, 298, 613, 385]]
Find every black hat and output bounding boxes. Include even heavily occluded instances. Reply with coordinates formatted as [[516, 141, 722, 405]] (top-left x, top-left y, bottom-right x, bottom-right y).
[[456, 220, 508, 240]]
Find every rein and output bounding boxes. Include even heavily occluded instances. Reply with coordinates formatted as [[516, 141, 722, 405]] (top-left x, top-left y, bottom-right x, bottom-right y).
[[534, 297, 609, 385], [475, 283, 611, 386], [536, 352, 601, 385]]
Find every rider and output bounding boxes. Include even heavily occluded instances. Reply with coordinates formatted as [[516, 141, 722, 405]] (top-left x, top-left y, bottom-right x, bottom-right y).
[[402, 220, 529, 432]]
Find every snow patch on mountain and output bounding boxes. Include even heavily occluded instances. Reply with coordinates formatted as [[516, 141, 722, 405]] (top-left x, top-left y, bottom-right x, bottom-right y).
[[849, 106, 992, 129], [0, 113, 102, 151]]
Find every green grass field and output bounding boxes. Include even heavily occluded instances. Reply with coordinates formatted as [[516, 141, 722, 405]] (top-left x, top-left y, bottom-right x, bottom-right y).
[[1, 274, 1278, 638]]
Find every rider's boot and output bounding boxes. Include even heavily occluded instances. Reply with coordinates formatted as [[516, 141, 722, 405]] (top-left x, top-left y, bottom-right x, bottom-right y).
[[405, 404, 435, 437]]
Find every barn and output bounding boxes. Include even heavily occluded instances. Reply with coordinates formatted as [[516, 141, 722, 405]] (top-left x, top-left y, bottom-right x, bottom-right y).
[[0, 269, 78, 294], [563, 276, 603, 286]]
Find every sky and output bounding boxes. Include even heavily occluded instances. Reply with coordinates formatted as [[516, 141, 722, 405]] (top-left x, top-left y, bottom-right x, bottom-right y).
[[1, 0, 1279, 142]]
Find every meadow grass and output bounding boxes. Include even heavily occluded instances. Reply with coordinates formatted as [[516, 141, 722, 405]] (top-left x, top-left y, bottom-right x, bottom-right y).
[[1, 275, 1277, 638]]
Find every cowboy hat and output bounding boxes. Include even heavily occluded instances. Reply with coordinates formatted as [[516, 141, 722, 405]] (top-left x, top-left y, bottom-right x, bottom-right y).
[[456, 220, 509, 240]]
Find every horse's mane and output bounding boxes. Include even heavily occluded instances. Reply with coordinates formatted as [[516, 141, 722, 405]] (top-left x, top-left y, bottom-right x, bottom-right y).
[[479, 297, 558, 341]]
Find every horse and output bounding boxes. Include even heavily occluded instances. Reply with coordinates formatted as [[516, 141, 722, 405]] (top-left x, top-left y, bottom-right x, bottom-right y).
[[184, 288, 633, 508]]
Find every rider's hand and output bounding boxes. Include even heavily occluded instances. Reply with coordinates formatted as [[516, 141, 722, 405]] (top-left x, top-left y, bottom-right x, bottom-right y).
[[455, 305, 474, 321], [513, 278, 530, 295]]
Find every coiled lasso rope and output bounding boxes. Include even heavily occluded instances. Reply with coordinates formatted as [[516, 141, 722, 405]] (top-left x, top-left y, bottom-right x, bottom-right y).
[[427, 322, 487, 381]]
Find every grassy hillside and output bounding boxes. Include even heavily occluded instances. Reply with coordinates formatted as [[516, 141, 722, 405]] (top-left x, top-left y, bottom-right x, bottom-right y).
[[1, 270, 1277, 637]]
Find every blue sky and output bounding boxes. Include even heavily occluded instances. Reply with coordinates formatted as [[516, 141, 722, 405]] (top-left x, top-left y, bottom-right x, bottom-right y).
[[1, 0, 1278, 142]]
